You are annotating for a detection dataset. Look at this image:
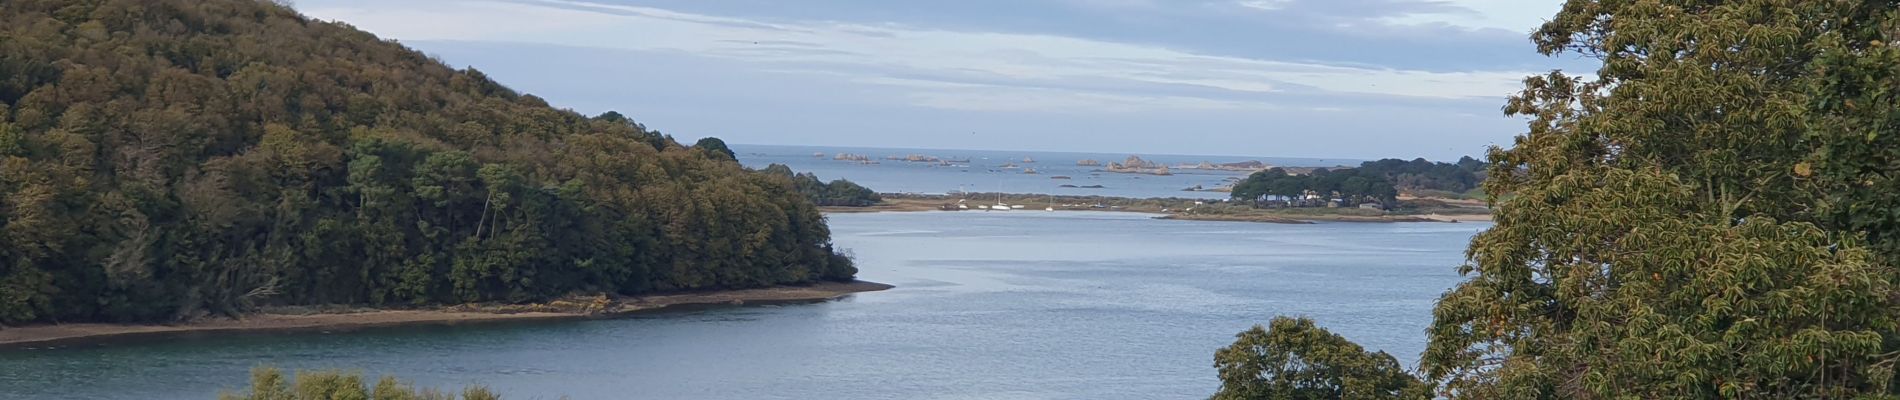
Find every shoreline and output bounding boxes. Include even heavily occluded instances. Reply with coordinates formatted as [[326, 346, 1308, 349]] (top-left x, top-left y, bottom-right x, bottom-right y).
[[0, 280, 893, 349], [823, 196, 1491, 224]]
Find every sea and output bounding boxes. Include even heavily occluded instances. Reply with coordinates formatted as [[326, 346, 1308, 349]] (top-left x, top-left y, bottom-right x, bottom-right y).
[[732, 144, 1362, 200]]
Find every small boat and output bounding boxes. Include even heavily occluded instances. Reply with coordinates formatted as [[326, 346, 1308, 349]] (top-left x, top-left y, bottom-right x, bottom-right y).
[[988, 192, 1012, 211]]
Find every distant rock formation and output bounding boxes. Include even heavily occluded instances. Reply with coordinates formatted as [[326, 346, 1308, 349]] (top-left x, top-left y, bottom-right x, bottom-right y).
[[1105, 156, 1173, 176], [1076, 159, 1102, 167], [1175, 160, 1271, 172], [883, 154, 942, 163]]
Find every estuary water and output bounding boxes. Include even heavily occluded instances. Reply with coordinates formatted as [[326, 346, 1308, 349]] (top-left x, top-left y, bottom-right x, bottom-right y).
[[733, 144, 1362, 200], [0, 212, 1483, 399]]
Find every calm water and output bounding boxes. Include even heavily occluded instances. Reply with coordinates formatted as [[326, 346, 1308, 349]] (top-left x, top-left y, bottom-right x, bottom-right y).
[[0, 212, 1483, 400], [734, 144, 1362, 199]]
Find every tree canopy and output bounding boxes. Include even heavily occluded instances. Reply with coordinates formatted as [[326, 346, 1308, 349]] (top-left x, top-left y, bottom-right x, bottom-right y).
[[762, 164, 882, 207], [219, 367, 501, 400], [692, 137, 735, 161], [1416, 1, 1900, 398], [1222, 1, 1900, 398], [1354, 157, 1486, 194], [0, 0, 854, 324], [1212, 317, 1431, 400], [1230, 167, 1398, 207]]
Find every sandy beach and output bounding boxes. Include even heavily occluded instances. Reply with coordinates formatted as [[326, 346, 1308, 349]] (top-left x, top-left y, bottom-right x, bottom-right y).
[[0, 280, 893, 348]]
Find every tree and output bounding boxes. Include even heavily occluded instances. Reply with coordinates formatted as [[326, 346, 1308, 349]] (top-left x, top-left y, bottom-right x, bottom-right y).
[[762, 164, 880, 207], [1355, 158, 1484, 194], [1219, 1, 1900, 398], [219, 367, 503, 400], [0, 0, 857, 324], [1415, 1, 1900, 398], [1231, 168, 1394, 207], [692, 137, 735, 161], [1213, 317, 1430, 400]]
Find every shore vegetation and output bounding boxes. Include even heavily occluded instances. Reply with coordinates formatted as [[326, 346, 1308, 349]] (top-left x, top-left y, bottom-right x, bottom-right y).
[[0, 0, 854, 325]]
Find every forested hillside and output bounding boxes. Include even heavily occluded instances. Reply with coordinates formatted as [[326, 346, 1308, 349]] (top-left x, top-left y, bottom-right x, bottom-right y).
[[0, 0, 855, 324]]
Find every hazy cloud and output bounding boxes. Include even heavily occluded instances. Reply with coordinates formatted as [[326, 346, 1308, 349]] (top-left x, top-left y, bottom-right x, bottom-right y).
[[298, 0, 1578, 160]]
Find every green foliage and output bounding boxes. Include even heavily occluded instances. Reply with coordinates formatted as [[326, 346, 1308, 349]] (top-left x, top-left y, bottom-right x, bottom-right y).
[[691, 137, 735, 161], [1212, 317, 1430, 400], [1230, 168, 1397, 207], [0, 0, 854, 324], [1807, 4, 1900, 273], [218, 367, 494, 400], [1355, 157, 1487, 194], [1412, 1, 1900, 398], [1220, 2, 1900, 398], [763, 163, 882, 207]]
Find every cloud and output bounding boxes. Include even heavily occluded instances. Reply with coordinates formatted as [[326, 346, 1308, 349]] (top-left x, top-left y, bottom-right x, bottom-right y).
[[1376, 0, 1558, 31], [301, 0, 1536, 113], [1232, 0, 1558, 32], [1236, 0, 1294, 11]]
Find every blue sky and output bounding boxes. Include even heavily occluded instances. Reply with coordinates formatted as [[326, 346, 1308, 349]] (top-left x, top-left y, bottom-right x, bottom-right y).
[[299, 0, 1587, 161]]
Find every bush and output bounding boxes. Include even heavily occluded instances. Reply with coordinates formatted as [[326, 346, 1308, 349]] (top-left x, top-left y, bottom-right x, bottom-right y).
[[218, 367, 511, 400]]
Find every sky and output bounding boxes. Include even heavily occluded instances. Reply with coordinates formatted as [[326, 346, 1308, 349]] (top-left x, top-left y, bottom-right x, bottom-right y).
[[297, 0, 1589, 161]]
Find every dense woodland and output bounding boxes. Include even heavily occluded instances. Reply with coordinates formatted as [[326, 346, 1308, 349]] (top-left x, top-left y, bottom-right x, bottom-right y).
[[1217, 1, 1900, 398], [1228, 167, 1399, 207], [1228, 156, 1486, 207], [762, 164, 881, 207], [1353, 157, 1486, 195], [0, 0, 855, 325]]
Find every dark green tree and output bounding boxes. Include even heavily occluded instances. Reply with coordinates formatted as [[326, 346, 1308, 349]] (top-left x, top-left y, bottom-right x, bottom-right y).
[[761, 164, 881, 207], [0, 0, 857, 324], [1418, 1, 1900, 398], [692, 136, 736, 161], [1213, 317, 1431, 400], [1222, 1, 1900, 399]]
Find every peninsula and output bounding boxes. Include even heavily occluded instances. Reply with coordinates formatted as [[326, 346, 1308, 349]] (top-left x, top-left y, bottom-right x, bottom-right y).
[[822, 193, 1491, 223], [1, 281, 893, 348]]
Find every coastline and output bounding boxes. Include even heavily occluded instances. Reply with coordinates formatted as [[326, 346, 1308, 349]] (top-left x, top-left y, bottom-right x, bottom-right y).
[[823, 196, 1492, 224], [0, 280, 893, 349]]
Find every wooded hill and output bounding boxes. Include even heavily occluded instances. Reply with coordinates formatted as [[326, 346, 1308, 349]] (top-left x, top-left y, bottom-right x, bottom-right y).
[[0, 0, 855, 324]]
